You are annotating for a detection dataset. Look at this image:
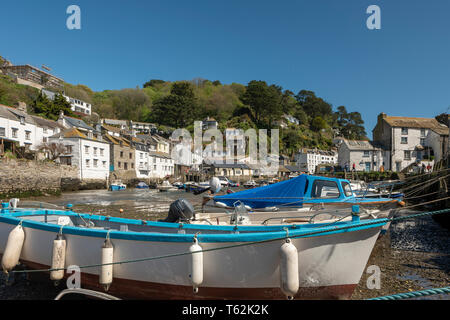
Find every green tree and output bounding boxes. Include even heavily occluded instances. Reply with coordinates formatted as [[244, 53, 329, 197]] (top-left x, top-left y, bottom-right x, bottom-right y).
[[311, 116, 327, 132], [143, 79, 165, 88]]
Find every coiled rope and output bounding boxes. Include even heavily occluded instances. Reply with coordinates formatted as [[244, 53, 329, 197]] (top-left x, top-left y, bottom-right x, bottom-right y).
[[367, 286, 450, 300]]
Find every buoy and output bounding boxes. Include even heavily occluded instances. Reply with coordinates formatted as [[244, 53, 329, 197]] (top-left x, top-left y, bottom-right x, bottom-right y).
[[280, 238, 299, 300], [100, 237, 114, 291], [189, 238, 203, 293], [50, 233, 66, 281], [119, 208, 124, 213], [2, 224, 25, 273], [398, 200, 406, 207]]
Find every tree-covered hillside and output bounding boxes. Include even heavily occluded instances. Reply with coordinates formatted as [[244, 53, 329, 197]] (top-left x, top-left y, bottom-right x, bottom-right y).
[[0, 57, 368, 156]]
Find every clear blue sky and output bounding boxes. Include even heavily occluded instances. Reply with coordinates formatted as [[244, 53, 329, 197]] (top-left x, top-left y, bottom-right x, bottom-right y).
[[1, 0, 450, 137]]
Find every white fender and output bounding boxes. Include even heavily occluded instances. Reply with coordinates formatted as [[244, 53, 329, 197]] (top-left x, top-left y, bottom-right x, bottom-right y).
[[50, 234, 66, 281], [189, 238, 203, 293], [1, 224, 25, 273], [280, 238, 299, 299], [100, 238, 114, 291]]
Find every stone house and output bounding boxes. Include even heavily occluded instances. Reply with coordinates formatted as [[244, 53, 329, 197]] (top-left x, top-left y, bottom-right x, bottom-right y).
[[338, 139, 389, 172], [373, 113, 449, 171], [103, 133, 136, 176]]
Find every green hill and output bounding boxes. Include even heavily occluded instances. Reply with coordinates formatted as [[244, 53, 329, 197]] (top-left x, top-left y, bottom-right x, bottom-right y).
[[0, 59, 367, 156]]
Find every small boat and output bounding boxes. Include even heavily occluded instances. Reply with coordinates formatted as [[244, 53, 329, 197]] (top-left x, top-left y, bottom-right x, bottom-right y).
[[109, 180, 126, 191], [0, 201, 388, 300], [204, 174, 404, 213], [172, 182, 185, 189], [243, 180, 258, 188], [157, 181, 178, 192], [269, 178, 280, 184], [136, 182, 149, 189]]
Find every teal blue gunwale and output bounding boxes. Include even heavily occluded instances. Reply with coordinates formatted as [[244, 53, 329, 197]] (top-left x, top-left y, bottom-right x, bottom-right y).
[[0, 209, 388, 243]]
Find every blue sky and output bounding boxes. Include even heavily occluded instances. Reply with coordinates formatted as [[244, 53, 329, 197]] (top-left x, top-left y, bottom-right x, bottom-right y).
[[1, 0, 450, 137]]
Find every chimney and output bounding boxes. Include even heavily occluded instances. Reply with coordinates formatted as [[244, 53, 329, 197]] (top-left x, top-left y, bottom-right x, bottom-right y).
[[17, 101, 27, 114], [57, 110, 65, 127]]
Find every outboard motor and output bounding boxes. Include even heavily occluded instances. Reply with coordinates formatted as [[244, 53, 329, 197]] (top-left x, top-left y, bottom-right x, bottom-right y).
[[159, 199, 195, 223]]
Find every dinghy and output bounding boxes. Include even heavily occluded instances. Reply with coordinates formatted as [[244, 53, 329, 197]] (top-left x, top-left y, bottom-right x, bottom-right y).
[[109, 180, 126, 191], [0, 202, 388, 300]]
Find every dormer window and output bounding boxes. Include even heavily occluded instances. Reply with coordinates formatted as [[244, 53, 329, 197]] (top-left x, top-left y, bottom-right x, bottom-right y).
[[20, 116, 25, 125]]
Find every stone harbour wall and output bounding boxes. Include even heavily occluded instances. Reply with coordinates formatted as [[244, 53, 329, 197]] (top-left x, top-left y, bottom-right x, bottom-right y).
[[0, 159, 80, 198]]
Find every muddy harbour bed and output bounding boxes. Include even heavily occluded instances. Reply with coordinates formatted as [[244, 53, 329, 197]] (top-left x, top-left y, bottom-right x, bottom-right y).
[[0, 189, 448, 300]]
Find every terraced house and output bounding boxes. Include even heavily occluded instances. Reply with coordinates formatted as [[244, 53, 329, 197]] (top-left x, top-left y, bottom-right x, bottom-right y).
[[373, 113, 449, 171], [48, 128, 110, 180], [102, 133, 136, 179]]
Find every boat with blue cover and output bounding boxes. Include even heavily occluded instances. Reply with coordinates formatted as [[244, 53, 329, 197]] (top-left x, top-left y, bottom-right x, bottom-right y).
[[136, 182, 149, 189], [203, 174, 404, 213], [0, 201, 388, 300]]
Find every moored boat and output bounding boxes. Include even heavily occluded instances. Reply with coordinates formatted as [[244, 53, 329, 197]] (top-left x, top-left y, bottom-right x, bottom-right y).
[[136, 182, 149, 189], [0, 203, 388, 300], [109, 180, 126, 191], [204, 174, 404, 213], [157, 181, 178, 192]]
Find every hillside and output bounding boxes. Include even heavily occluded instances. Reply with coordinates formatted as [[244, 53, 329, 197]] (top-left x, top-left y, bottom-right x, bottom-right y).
[[0, 56, 367, 156]]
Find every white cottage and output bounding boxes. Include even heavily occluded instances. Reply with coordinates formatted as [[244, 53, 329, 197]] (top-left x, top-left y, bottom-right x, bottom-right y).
[[48, 128, 110, 180]]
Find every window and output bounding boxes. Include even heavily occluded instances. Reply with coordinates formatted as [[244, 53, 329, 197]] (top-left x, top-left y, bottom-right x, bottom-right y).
[[12, 128, 18, 138], [131, 163, 134, 169], [401, 128, 408, 135], [120, 151, 124, 158], [363, 151, 370, 158], [0, 127, 5, 137], [154, 165, 157, 170], [129, 153, 133, 159], [341, 182, 353, 197], [401, 137, 408, 144], [404, 150, 411, 160], [100, 148, 104, 156], [311, 180, 340, 198], [93, 147, 98, 156], [85, 146, 89, 154], [420, 129, 426, 137], [24, 131, 30, 140], [93, 159, 98, 167], [420, 138, 425, 145], [140, 153, 143, 159], [118, 162, 121, 168], [124, 162, 128, 170], [102, 161, 106, 168], [86, 159, 90, 167], [43, 128, 48, 134]]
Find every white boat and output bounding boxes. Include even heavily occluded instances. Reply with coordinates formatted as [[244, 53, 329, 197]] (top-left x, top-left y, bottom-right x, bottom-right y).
[[0, 203, 388, 300], [157, 181, 178, 192], [243, 180, 258, 188]]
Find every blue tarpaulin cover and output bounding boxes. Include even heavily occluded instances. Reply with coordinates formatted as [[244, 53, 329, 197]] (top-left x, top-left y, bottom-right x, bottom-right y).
[[213, 175, 308, 209]]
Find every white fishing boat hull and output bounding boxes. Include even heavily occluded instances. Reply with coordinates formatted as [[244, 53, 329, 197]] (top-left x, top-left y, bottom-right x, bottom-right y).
[[0, 213, 383, 300]]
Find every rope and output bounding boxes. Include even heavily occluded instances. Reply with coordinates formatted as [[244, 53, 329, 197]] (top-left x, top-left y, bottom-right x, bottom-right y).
[[8, 208, 450, 275], [367, 287, 450, 300]]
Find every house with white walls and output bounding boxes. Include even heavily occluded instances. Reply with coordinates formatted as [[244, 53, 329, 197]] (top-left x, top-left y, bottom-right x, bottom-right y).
[[42, 89, 92, 115], [48, 128, 110, 180], [0, 103, 38, 153], [373, 113, 449, 171], [295, 148, 338, 173]]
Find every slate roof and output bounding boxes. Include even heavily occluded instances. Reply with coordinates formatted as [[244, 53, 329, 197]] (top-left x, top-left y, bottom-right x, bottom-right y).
[[382, 115, 448, 136]]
